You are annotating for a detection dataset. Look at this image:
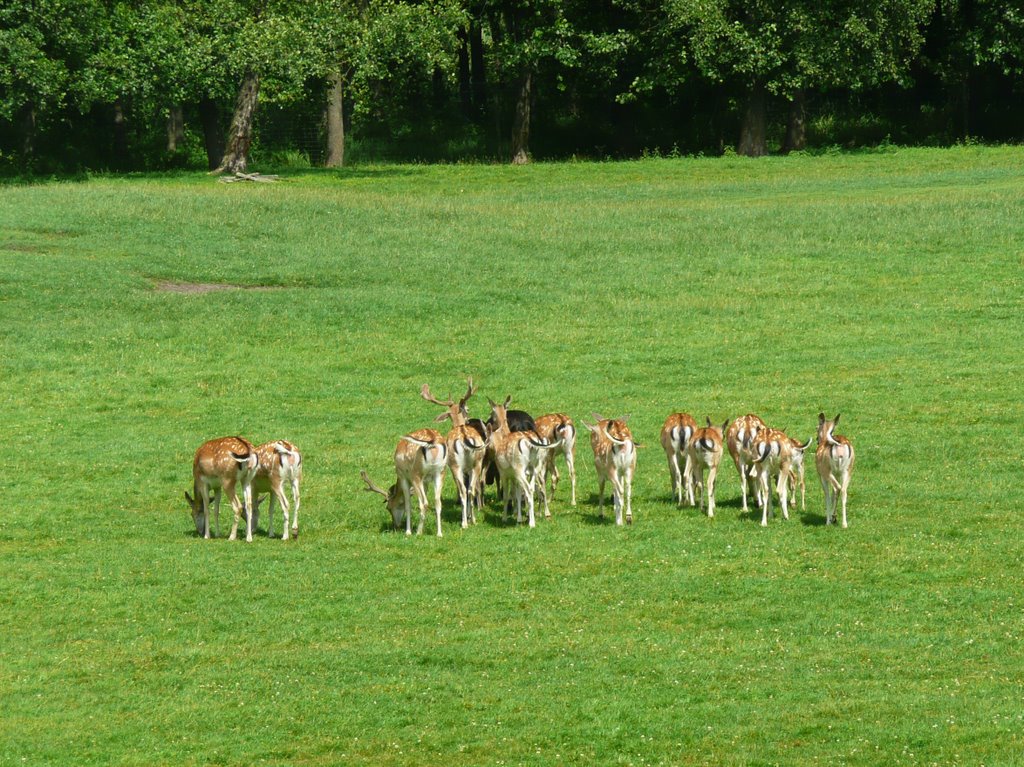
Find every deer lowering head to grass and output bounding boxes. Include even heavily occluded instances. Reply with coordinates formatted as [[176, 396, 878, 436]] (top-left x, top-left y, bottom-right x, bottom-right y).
[[250, 440, 302, 540], [533, 413, 577, 507], [685, 417, 729, 519], [488, 397, 556, 528], [184, 436, 259, 541], [748, 428, 800, 527], [726, 413, 767, 513], [816, 413, 855, 528], [584, 413, 638, 526], [660, 412, 697, 507], [422, 378, 487, 528], [361, 429, 448, 536]]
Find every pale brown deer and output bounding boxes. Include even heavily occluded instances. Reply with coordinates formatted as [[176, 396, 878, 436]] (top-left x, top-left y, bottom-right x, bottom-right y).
[[726, 413, 767, 513], [660, 412, 697, 507], [250, 440, 303, 540], [421, 378, 487, 528], [748, 428, 797, 527], [685, 418, 729, 518], [488, 397, 557, 528], [533, 413, 577, 507], [361, 429, 448, 536], [184, 436, 259, 541], [816, 413, 855, 528], [584, 413, 637, 525]]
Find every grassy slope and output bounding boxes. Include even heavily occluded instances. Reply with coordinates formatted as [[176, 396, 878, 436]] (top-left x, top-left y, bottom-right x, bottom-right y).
[[0, 147, 1022, 766]]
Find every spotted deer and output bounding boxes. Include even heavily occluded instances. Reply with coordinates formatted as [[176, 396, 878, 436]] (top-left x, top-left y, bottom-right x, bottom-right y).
[[251, 440, 303, 540], [816, 413, 855, 528], [660, 412, 697, 507], [786, 435, 812, 512], [421, 379, 487, 529], [685, 418, 729, 518], [360, 429, 448, 536], [726, 413, 767, 513], [584, 413, 637, 525], [488, 397, 558, 528], [748, 428, 801, 527], [533, 413, 577, 507], [184, 436, 259, 541]]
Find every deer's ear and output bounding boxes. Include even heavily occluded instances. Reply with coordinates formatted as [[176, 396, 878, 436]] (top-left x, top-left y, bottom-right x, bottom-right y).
[[435, 412, 451, 423], [833, 413, 841, 425]]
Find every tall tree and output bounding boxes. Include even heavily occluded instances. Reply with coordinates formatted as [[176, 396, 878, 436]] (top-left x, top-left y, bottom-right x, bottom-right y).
[[661, 0, 932, 155]]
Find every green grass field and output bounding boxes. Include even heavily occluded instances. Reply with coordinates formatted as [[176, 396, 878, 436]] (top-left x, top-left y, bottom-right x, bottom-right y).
[[1, 147, 1022, 766]]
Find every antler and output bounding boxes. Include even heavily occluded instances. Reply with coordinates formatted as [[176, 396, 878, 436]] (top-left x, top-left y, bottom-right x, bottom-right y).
[[359, 470, 389, 497], [458, 376, 476, 409], [420, 383, 453, 408]]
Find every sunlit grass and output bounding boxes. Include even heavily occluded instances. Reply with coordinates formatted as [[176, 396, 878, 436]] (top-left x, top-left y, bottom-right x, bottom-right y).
[[1, 146, 1022, 766]]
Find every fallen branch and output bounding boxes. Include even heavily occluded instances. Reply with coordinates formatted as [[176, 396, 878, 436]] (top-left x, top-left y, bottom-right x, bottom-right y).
[[218, 171, 281, 183]]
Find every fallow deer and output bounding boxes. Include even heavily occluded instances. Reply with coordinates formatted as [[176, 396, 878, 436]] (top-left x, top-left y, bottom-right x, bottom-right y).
[[816, 413, 855, 528], [685, 418, 728, 518], [726, 413, 767, 513], [184, 436, 259, 541], [786, 435, 812, 512], [533, 413, 577, 507], [360, 429, 448, 536], [421, 379, 487, 528], [660, 412, 697, 507], [488, 397, 557, 528], [251, 440, 303, 540], [584, 413, 637, 526], [748, 428, 799, 527]]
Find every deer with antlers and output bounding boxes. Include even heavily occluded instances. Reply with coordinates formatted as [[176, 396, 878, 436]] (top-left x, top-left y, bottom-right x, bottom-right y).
[[533, 413, 577, 508], [361, 428, 448, 536], [421, 378, 488, 528], [584, 413, 638, 526], [685, 418, 729, 519], [250, 440, 303, 540], [726, 413, 767, 513], [488, 397, 560, 527], [816, 413, 855, 528], [184, 436, 259, 541], [660, 412, 697, 507]]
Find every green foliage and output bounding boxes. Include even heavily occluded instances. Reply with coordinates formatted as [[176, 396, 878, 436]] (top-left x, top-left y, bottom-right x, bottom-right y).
[[1, 149, 1024, 764]]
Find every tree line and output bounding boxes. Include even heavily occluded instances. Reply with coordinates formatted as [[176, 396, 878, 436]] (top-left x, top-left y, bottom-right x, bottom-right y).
[[1, 0, 1022, 173]]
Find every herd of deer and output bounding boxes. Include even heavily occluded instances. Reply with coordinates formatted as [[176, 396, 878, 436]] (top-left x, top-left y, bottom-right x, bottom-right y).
[[183, 378, 855, 541]]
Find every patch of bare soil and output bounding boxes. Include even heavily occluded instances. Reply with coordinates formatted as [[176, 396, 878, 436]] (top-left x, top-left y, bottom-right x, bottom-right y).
[[152, 279, 279, 294]]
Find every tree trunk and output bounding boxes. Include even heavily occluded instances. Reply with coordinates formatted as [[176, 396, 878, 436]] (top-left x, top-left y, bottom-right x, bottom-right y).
[[112, 97, 130, 170], [166, 104, 185, 153], [216, 70, 261, 174], [324, 71, 345, 168], [20, 103, 36, 163], [457, 27, 472, 117], [470, 21, 486, 113], [737, 82, 768, 157], [511, 68, 532, 164], [781, 89, 806, 153], [198, 97, 225, 170]]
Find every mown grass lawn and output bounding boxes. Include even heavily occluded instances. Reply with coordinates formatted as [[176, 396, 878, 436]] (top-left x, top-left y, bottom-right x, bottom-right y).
[[1, 147, 1022, 766]]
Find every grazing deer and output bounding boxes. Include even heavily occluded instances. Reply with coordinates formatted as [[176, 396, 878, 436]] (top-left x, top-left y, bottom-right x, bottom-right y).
[[488, 397, 556, 527], [748, 428, 800, 527], [251, 440, 303, 540], [421, 379, 487, 528], [534, 413, 578, 507], [685, 418, 728, 518], [786, 435, 812, 512], [361, 429, 448, 536], [184, 436, 259, 541], [816, 413, 855, 528], [584, 413, 637, 525], [726, 414, 767, 513], [660, 413, 697, 507]]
